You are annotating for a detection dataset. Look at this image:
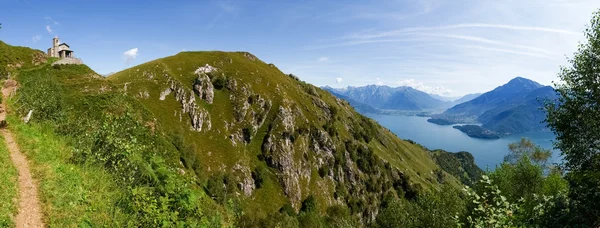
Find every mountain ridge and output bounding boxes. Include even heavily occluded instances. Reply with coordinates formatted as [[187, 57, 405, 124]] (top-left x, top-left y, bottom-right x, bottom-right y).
[[429, 77, 556, 137]]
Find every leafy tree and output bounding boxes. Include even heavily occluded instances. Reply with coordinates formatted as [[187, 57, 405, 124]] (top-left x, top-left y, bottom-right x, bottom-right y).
[[376, 185, 465, 228], [505, 138, 551, 169], [545, 9, 600, 226], [488, 138, 563, 202], [460, 175, 518, 228]]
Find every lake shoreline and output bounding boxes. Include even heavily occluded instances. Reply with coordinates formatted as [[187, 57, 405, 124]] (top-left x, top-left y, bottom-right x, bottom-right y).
[[367, 114, 560, 169]]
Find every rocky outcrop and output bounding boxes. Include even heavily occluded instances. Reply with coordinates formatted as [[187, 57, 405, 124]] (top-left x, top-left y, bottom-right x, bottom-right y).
[[159, 88, 171, 100], [193, 64, 217, 104], [164, 75, 212, 132], [233, 163, 255, 196], [310, 129, 335, 166], [261, 104, 316, 209], [193, 73, 214, 104]]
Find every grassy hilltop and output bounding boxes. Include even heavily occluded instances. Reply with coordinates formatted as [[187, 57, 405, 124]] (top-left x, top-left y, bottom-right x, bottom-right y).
[[0, 40, 479, 226]]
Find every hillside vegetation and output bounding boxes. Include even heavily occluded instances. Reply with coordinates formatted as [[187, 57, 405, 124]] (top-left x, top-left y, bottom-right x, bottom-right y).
[[0, 40, 478, 226]]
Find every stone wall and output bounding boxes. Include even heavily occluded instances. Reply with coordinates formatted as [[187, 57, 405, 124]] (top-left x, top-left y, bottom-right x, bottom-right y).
[[51, 58, 83, 65]]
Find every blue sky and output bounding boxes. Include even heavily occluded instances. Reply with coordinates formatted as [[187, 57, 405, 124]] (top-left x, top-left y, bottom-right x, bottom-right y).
[[0, 0, 597, 96]]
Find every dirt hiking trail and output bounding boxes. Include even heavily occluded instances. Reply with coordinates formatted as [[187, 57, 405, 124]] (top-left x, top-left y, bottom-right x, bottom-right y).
[[2, 80, 44, 228]]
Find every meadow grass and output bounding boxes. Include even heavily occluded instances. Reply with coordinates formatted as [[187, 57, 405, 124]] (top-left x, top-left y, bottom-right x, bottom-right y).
[[7, 115, 132, 227]]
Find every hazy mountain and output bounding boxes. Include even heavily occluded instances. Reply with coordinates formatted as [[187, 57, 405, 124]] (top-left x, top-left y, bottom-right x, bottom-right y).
[[322, 86, 382, 114], [326, 85, 447, 111], [452, 93, 482, 105], [429, 94, 460, 102], [444, 77, 544, 117]]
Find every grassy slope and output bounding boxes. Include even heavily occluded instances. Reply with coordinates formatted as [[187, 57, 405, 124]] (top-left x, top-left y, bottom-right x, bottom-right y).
[[1, 39, 468, 225], [110, 51, 443, 180], [0, 40, 47, 77], [6, 112, 132, 227], [108, 51, 461, 216], [0, 133, 17, 228]]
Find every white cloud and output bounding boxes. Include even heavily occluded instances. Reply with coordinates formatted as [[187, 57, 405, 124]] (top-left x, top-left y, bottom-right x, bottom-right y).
[[336, 77, 343, 83], [123, 48, 139, 65], [376, 78, 384, 85], [32, 35, 41, 43], [318, 56, 329, 62], [397, 79, 453, 96], [45, 25, 52, 33]]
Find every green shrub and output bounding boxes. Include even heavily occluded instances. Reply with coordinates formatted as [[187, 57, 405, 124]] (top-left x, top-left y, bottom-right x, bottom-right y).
[[252, 166, 267, 189], [212, 74, 227, 90]]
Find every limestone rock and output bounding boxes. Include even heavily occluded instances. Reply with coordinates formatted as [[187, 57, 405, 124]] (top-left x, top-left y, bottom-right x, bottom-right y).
[[194, 64, 217, 74], [159, 88, 171, 100], [233, 163, 255, 196], [193, 73, 214, 104]]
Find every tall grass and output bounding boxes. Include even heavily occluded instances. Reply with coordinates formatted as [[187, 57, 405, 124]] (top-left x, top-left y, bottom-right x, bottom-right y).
[[7, 115, 132, 227]]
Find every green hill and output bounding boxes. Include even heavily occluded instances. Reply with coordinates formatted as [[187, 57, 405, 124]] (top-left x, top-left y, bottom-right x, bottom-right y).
[[2, 40, 479, 226]]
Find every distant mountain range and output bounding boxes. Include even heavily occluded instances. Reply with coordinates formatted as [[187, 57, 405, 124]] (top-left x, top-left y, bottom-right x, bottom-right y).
[[322, 85, 480, 113], [429, 77, 557, 138]]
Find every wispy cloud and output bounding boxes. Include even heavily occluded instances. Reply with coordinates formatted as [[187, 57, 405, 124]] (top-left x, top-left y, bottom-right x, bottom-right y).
[[317, 56, 329, 62], [304, 38, 423, 50], [348, 23, 579, 40], [45, 17, 61, 26], [336, 77, 343, 83], [45, 25, 52, 33], [460, 45, 555, 59], [397, 79, 453, 96], [32, 35, 41, 43]]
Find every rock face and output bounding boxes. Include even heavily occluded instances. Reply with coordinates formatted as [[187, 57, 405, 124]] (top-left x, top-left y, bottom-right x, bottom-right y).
[[193, 73, 214, 104], [233, 163, 255, 196], [262, 105, 306, 208], [193, 64, 217, 104], [164, 75, 212, 132]]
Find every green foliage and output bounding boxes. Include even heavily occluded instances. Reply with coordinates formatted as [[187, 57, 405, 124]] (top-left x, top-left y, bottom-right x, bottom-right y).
[[324, 205, 358, 228], [16, 70, 65, 121], [505, 138, 551, 168], [377, 185, 465, 228], [544, 9, 600, 226], [13, 64, 223, 226], [459, 138, 570, 227], [206, 174, 236, 204], [8, 117, 132, 226], [460, 175, 518, 227], [300, 195, 317, 213], [252, 166, 267, 189], [488, 157, 545, 202], [212, 74, 227, 90], [432, 150, 483, 186]]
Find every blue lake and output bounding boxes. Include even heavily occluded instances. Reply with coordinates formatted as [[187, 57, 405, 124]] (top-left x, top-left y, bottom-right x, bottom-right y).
[[368, 114, 560, 169]]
